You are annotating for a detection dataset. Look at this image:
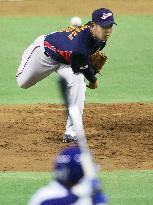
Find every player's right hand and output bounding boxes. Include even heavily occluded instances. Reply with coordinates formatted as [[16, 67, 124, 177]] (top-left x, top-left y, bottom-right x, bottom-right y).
[[87, 80, 99, 89]]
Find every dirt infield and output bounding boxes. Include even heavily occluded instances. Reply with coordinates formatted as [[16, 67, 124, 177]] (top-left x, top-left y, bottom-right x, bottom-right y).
[[0, 103, 153, 171], [0, 0, 153, 16]]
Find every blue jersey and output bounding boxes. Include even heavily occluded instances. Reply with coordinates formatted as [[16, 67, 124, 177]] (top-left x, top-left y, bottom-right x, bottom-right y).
[[44, 24, 106, 83], [28, 180, 107, 205]]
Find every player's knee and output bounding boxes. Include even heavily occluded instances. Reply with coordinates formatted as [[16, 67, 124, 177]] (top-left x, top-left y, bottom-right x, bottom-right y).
[[18, 83, 28, 89], [20, 84, 29, 89], [17, 79, 29, 89]]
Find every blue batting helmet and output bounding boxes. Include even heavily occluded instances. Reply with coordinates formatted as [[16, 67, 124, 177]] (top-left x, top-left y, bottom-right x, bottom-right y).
[[54, 146, 84, 187]]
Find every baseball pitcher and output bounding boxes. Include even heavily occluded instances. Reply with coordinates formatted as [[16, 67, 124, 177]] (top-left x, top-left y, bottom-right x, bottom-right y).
[[16, 8, 116, 143]]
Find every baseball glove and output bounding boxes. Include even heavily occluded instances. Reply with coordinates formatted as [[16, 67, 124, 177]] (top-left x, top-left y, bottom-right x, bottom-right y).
[[90, 51, 107, 75]]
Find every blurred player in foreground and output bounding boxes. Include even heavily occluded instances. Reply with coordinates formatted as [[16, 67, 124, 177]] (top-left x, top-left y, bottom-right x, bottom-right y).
[[27, 146, 107, 205]]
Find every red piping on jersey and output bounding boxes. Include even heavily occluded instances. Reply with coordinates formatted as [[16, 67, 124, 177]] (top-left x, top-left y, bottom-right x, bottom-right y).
[[44, 41, 71, 61], [16, 46, 40, 78]]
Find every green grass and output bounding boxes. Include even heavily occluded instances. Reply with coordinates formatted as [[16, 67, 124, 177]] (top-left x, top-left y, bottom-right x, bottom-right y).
[[0, 170, 153, 205], [0, 15, 153, 104]]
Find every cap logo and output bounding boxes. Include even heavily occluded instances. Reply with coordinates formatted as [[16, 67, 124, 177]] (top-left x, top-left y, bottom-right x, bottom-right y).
[[101, 12, 112, 20]]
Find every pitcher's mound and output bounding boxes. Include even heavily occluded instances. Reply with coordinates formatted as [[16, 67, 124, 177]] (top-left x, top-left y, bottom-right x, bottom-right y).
[[0, 103, 153, 171]]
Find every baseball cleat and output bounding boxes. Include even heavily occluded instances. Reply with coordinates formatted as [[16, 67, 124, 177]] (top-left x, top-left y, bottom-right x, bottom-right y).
[[63, 134, 78, 143]]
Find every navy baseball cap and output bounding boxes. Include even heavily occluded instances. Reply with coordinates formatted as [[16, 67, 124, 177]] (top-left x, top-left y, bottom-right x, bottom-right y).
[[92, 8, 117, 28]]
